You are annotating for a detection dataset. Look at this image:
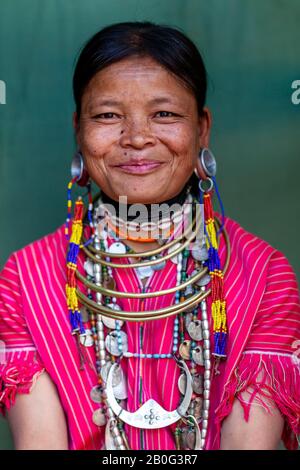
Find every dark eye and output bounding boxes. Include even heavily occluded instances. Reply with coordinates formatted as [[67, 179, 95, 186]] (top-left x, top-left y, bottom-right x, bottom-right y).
[[155, 111, 176, 118], [93, 112, 118, 119]]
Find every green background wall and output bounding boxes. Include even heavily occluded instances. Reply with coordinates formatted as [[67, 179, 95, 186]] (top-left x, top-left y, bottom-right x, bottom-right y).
[[0, 0, 299, 449]]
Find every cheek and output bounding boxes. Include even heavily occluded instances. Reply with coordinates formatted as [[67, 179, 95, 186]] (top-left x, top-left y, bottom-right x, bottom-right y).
[[157, 125, 197, 157], [80, 124, 117, 158]]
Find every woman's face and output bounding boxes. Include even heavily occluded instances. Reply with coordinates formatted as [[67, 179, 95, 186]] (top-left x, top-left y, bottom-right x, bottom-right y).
[[74, 55, 211, 204]]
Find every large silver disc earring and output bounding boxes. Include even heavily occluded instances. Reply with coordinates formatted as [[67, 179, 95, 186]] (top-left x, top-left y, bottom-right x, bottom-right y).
[[71, 150, 90, 186], [195, 148, 217, 180]]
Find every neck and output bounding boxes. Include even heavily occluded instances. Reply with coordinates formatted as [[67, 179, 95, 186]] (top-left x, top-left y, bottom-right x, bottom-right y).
[[100, 181, 193, 223]]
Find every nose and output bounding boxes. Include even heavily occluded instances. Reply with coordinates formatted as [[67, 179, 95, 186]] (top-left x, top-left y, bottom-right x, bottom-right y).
[[119, 118, 156, 149]]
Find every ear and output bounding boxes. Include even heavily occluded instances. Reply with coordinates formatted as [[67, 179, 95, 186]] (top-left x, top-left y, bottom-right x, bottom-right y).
[[197, 107, 212, 149]]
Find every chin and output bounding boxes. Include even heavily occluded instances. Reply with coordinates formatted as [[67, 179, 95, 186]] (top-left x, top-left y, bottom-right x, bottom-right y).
[[122, 192, 162, 204]]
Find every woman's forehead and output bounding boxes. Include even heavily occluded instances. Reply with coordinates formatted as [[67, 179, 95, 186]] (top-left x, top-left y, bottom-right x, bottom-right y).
[[82, 58, 195, 107]]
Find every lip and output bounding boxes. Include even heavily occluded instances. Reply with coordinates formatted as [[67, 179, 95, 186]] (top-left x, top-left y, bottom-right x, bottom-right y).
[[114, 161, 165, 174]]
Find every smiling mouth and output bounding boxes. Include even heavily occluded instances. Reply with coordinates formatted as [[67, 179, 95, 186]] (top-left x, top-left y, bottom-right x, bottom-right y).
[[114, 162, 165, 174]]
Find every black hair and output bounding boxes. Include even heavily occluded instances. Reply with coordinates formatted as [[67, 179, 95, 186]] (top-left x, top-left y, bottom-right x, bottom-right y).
[[73, 21, 207, 117]]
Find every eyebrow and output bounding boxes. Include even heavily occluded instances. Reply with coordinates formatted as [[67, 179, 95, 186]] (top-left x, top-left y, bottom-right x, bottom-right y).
[[89, 96, 177, 108]]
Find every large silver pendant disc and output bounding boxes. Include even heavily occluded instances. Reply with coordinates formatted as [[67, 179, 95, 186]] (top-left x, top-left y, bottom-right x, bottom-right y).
[[105, 330, 128, 356]]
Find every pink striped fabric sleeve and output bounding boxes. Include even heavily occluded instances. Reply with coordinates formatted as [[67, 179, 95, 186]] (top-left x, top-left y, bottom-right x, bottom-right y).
[[216, 250, 300, 450], [0, 253, 45, 415]]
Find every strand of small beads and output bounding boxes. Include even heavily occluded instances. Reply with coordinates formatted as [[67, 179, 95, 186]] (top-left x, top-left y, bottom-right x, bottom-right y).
[[92, 228, 127, 450]]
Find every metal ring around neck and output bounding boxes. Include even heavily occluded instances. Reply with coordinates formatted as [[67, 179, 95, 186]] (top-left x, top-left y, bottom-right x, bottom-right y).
[[76, 264, 208, 299]]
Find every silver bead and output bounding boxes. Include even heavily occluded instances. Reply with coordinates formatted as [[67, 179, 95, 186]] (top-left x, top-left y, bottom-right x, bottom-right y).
[[96, 292, 102, 303], [201, 439, 206, 449], [203, 349, 210, 360], [203, 389, 210, 400], [204, 359, 211, 370], [94, 263, 101, 273], [203, 330, 210, 340], [202, 320, 209, 331], [204, 370, 211, 380], [202, 428, 207, 438], [202, 410, 209, 420], [203, 339, 210, 350], [203, 399, 210, 411], [204, 379, 210, 390], [115, 435, 123, 446], [201, 311, 208, 321], [97, 326, 104, 336]]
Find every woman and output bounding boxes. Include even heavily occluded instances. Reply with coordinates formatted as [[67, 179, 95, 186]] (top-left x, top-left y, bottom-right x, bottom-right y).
[[0, 21, 299, 451]]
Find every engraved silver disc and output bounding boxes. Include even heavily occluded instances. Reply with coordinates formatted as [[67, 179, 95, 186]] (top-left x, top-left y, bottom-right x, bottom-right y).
[[179, 340, 191, 360], [187, 320, 203, 341], [92, 407, 106, 426], [105, 330, 128, 356], [100, 362, 122, 387], [108, 242, 127, 255], [192, 345, 204, 365], [90, 385, 103, 403], [196, 274, 211, 287], [191, 244, 208, 261], [84, 259, 95, 277], [192, 374, 204, 394], [79, 329, 94, 347]]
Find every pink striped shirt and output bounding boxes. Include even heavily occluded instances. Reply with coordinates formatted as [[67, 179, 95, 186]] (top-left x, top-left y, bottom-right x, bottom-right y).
[[0, 213, 299, 450]]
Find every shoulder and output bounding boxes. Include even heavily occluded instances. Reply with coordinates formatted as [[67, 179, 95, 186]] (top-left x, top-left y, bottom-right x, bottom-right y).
[[0, 224, 67, 281], [221, 211, 297, 296], [220, 212, 296, 274]]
